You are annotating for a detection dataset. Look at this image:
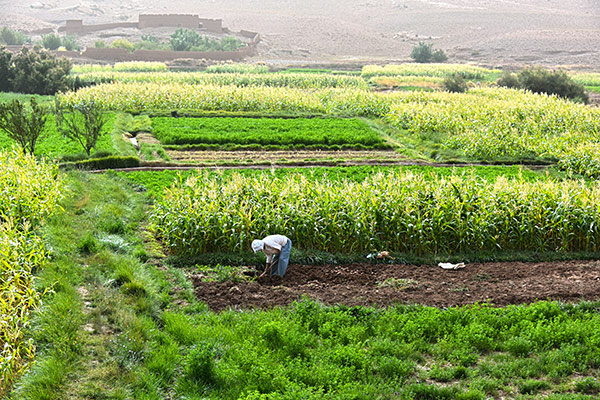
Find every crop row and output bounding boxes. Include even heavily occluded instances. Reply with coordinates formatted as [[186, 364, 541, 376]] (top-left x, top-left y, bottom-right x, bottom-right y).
[[152, 117, 389, 147], [71, 61, 168, 73], [0, 149, 63, 395], [73, 71, 370, 89], [150, 171, 600, 256], [361, 63, 499, 79]]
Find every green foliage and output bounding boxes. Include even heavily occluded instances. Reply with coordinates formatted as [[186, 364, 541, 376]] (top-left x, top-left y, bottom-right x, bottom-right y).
[[60, 155, 140, 170], [94, 40, 105, 48], [169, 29, 244, 52], [3, 46, 71, 95], [432, 48, 448, 62], [411, 42, 447, 63], [60, 35, 79, 51], [0, 98, 48, 154], [496, 71, 520, 88], [205, 63, 269, 74], [0, 48, 13, 92], [152, 117, 390, 148], [109, 38, 134, 52], [518, 67, 589, 103], [55, 99, 107, 156], [41, 33, 61, 51], [411, 42, 434, 63], [0, 27, 29, 46], [151, 171, 600, 256], [443, 73, 468, 93], [0, 149, 62, 395], [573, 377, 600, 394]]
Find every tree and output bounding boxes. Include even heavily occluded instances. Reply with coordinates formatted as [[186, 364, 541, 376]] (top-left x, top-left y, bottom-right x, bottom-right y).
[[41, 33, 61, 50], [0, 98, 47, 155], [432, 49, 448, 62], [410, 42, 433, 63], [10, 46, 72, 95], [55, 99, 107, 156], [496, 71, 520, 89], [0, 47, 13, 92], [0, 27, 29, 45], [170, 28, 202, 51]]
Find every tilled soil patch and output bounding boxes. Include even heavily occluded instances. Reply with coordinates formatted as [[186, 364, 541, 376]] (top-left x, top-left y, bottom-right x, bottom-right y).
[[192, 260, 600, 311]]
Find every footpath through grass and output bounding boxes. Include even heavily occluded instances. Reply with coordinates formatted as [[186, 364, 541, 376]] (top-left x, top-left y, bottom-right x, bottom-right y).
[[5, 171, 600, 399]]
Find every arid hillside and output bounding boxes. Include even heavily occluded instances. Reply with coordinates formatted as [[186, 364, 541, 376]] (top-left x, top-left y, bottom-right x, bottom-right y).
[[1, 0, 599, 68]]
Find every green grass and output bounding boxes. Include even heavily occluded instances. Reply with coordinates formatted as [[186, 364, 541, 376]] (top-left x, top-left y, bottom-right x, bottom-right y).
[[0, 92, 54, 105], [0, 114, 117, 159], [151, 117, 392, 149]]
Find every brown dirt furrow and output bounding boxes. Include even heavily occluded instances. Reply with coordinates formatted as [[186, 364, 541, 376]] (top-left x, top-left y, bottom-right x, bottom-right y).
[[191, 260, 600, 311]]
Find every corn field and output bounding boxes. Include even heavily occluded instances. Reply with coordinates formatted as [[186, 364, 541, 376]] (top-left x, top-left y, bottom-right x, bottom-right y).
[[361, 63, 499, 79], [71, 61, 168, 74], [71, 71, 370, 89], [0, 149, 62, 395], [150, 171, 600, 256]]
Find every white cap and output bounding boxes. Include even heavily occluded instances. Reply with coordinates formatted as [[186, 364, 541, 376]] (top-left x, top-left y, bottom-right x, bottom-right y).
[[251, 239, 264, 253]]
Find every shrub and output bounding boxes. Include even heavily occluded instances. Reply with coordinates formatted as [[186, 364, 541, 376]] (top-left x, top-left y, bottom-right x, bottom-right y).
[[432, 49, 448, 62], [60, 155, 141, 170], [61, 35, 79, 51], [94, 40, 106, 48], [109, 38, 134, 52], [0, 27, 29, 45], [443, 73, 468, 93], [496, 71, 520, 89], [170, 28, 201, 51], [518, 67, 589, 103], [410, 41, 433, 63], [41, 33, 62, 50]]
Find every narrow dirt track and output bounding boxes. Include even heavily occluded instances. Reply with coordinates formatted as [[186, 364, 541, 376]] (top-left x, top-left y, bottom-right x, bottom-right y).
[[192, 260, 600, 311]]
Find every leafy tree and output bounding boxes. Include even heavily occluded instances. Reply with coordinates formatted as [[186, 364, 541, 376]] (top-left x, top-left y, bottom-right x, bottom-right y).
[[41, 33, 62, 50], [410, 41, 433, 63], [0, 98, 48, 155], [443, 73, 468, 93], [55, 99, 107, 156], [10, 46, 72, 95], [0, 27, 29, 45], [0, 47, 13, 92], [518, 67, 588, 104], [220, 36, 243, 51]]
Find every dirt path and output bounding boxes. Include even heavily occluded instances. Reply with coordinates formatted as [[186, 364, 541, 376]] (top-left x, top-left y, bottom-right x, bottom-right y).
[[192, 260, 600, 311]]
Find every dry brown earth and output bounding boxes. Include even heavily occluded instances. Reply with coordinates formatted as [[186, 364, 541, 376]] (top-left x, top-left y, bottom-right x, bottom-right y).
[[192, 260, 600, 311], [1, 0, 598, 68]]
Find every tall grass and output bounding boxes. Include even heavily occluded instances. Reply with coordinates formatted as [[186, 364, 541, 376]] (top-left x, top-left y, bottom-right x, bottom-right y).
[[150, 171, 600, 256]]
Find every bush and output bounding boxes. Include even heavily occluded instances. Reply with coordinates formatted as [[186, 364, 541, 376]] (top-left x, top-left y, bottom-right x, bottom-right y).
[[0, 47, 13, 92], [410, 42, 433, 63], [432, 49, 448, 62], [94, 40, 106, 48], [109, 38, 134, 52], [411, 42, 447, 63], [169, 29, 243, 52], [0, 27, 29, 45], [61, 35, 79, 51], [443, 73, 468, 93], [518, 67, 589, 103], [60, 155, 141, 170], [497, 71, 520, 89], [41, 33, 62, 50]]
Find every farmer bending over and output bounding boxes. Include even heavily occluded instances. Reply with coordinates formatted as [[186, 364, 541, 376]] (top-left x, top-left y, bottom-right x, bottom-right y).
[[252, 234, 292, 279]]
